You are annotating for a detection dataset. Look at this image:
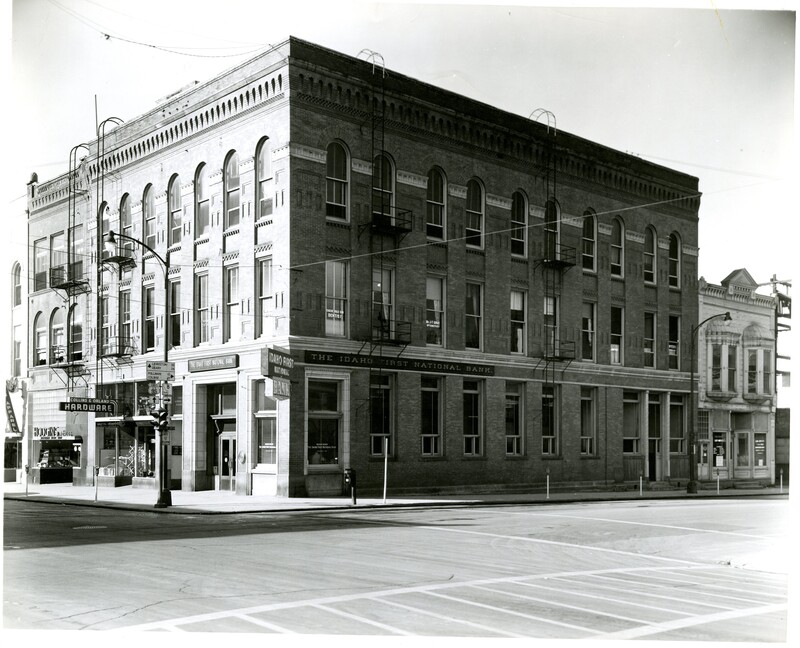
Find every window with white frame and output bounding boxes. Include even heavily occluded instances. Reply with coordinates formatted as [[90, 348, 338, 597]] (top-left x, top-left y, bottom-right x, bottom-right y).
[[610, 306, 623, 364], [143, 185, 156, 249], [49, 308, 65, 364], [70, 224, 84, 279], [421, 376, 442, 456], [505, 382, 523, 455], [669, 394, 685, 453], [541, 385, 557, 455], [195, 274, 210, 344], [13, 324, 22, 375], [12, 263, 21, 306], [580, 387, 596, 455], [307, 379, 341, 466], [169, 280, 181, 349], [668, 233, 681, 288], [256, 138, 273, 219], [257, 257, 273, 337], [511, 191, 527, 256], [465, 179, 484, 248], [119, 290, 131, 351], [644, 227, 656, 283], [195, 163, 210, 238], [224, 266, 239, 343], [168, 176, 182, 246], [372, 267, 394, 340], [668, 315, 680, 370], [254, 380, 277, 465], [463, 379, 483, 456], [370, 373, 393, 456], [426, 168, 445, 239], [711, 342, 739, 392], [224, 151, 241, 229], [120, 195, 133, 258], [544, 295, 559, 356], [325, 260, 348, 337], [582, 302, 595, 361], [326, 142, 348, 220], [510, 290, 526, 354], [465, 282, 482, 349], [623, 391, 641, 453], [33, 312, 46, 365], [582, 211, 596, 271], [611, 217, 624, 277], [34, 238, 47, 291], [644, 312, 656, 368], [426, 276, 444, 346], [747, 348, 774, 395], [143, 286, 155, 352], [99, 295, 111, 356]]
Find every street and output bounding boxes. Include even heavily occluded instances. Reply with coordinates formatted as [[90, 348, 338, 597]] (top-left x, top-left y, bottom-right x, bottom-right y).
[[3, 497, 788, 640]]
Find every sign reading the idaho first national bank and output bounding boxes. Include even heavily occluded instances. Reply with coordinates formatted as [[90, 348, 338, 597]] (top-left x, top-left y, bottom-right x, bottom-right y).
[[188, 354, 239, 373], [304, 351, 494, 376]]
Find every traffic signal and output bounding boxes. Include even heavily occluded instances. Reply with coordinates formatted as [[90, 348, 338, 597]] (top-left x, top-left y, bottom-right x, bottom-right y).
[[158, 408, 168, 433]]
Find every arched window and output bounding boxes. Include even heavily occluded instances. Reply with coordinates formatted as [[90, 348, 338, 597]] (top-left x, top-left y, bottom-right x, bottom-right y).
[[465, 178, 484, 248], [611, 217, 624, 277], [224, 151, 241, 229], [195, 164, 209, 237], [99, 202, 111, 260], [256, 137, 273, 219], [510, 191, 527, 256], [33, 311, 46, 365], [644, 226, 657, 283], [669, 232, 681, 288], [120, 194, 133, 256], [68, 304, 83, 362], [372, 153, 394, 225], [168, 175, 182, 245], [426, 167, 446, 239], [544, 200, 560, 260], [582, 210, 596, 271], [12, 263, 21, 306], [49, 308, 65, 364], [325, 141, 348, 220], [143, 184, 156, 249]]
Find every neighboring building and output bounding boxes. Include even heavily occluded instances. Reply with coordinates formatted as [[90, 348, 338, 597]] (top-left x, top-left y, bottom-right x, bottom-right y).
[[775, 408, 789, 484], [24, 37, 701, 497], [5, 195, 28, 482], [696, 270, 781, 485]]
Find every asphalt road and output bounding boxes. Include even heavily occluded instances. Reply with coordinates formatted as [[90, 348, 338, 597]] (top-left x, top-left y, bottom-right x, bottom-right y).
[[3, 497, 788, 640]]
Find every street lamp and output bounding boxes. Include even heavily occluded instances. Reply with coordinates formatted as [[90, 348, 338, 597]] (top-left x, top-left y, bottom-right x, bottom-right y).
[[688, 310, 732, 493], [104, 230, 172, 508]]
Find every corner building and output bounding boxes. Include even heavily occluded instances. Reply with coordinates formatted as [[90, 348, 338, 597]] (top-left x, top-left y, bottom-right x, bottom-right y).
[[25, 37, 701, 497]]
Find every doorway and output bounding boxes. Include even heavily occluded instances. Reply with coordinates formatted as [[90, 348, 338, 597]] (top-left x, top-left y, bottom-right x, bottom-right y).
[[219, 433, 236, 491]]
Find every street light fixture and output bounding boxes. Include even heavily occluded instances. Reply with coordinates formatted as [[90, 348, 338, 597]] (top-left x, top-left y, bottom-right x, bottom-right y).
[[687, 310, 732, 494], [104, 230, 172, 508]]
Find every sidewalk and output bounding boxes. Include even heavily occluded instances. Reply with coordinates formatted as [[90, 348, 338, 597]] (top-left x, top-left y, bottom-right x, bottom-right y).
[[3, 480, 789, 514]]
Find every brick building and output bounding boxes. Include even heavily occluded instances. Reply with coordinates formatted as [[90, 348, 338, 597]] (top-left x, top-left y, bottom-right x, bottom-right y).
[[24, 37, 700, 497]]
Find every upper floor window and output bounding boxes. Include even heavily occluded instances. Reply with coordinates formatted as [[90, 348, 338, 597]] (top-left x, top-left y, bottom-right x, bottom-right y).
[[120, 194, 133, 256], [669, 232, 681, 288], [582, 210, 596, 271], [256, 138, 274, 219], [325, 260, 348, 337], [426, 168, 445, 239], [33, 311, 46, 365], [372, 153, 394, 225], [668, 315, 680, 370], [70, 224, 84, 278], [50, 231, 66, 272], [465, 179, 484, 248], [143, 184, 156, 249], [33, 238, 47, 291], [644, 226, 656, 283], [465, 282, 482, 349], [257, 257, 273, 338], [49, 308, 65, 364], [611, 217, 624, 277], [195, 164, 210, 238], [224, 151, 241, 229], [325, 142, 348, 220], [610, 306, 624, 365], [195, 274, 210, 344], [644, 312, 656, 367], [582, 302, 595, 361], [426, 276, 444, 346], [510, 191, 527, 256], [12, 263, 21, 306], [544, 200, 559, 261], [711, 343, 738, 392], [68, 304, 83, 362], [168, 175, 182, 246], [510, 290, 526, 354]]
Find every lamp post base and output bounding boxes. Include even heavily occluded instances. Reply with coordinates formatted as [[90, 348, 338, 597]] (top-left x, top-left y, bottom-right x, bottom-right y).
[[686, 480, 699, 494], [154, 490, 172, 508]]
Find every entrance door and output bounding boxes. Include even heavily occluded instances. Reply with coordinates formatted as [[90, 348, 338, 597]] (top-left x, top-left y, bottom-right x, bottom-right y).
[[648, 439, 659, 481], [219, 434, 236, 491]]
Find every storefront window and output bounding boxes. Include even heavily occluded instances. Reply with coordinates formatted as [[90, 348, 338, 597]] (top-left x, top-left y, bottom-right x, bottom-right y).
[[254, 380, 277, 465], [754, 433, 767, 468], [307, 380, 340, 465]]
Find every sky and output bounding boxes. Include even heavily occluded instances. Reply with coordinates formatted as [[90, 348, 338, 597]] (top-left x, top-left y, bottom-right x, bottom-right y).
[[3, 0, 797, 398]]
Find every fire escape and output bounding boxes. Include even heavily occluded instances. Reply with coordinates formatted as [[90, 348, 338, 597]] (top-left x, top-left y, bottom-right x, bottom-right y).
[[357, 51, 412, 458], [530, 111, 575, 399]]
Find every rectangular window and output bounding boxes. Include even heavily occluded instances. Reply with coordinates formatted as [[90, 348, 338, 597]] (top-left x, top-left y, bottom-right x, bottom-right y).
[[34, 238, 48, 290], [119, 290, 131, 350], [70, 224, 84, 279], [582, 302, 595, 361], [754, 432, 767, 467], [224, 266, 239, 343], [421, 376, 442, 456], [465, 282, 482, 350], [325, 261, 347, 337], [145, 210, 156, 250], [747, 349, 758, 394], [463, 380, 483, 456], [510, 290, 526, 354], [372, 268, 394, 341], [426, 170, 445, 239], [668, 315, 680, 370], [307, 380, 340, 466], [644, 312, 656, 368], [254, 380, 277, 465], [196, 274, 209, 344], [258, 258, 273, 337], [669, 394, 685, 453], [728, 346, 738, 392], [542, 385, 557, 455], [505, 382, 523, 456], [544, 295, 558, 356], [763, 350, 772, 394], [580, 387, 595, 455], [697, 409, 710, 441], [143, 286, 155, 352], [99, 295, 111, 356], [711, 344, 722, 391], [13, 325, 22, 376], [426, 276, 444, 346], [169, 280, 181, 349], [610, 306, 623, 365], [510, 195, 526, 256], [623, 391, 640, 453], [370, 374, 393, 456]]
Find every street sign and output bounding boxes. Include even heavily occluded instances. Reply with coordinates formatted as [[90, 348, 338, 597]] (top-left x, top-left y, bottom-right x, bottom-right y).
[[268, 377, 291, 400], [146, 360, 175, 381], [59, 398, 116, 415], [262, 346, 294, 379]]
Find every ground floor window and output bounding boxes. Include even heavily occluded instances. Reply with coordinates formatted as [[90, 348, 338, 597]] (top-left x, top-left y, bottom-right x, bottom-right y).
[[4, 440, 22, 470], [623, 391, 640, 453], [307, 380, 341, 466], [541, 385, 557, 456], [370, 373, 393, 456], [421, 376, 442, 456], [463, 380, 483, 456], [505, 382, 523, 455], [580, 387, 596, 455], [254, 379, 278, 465], [669, 394, 685, 453], [99, 427, 155, 477]]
